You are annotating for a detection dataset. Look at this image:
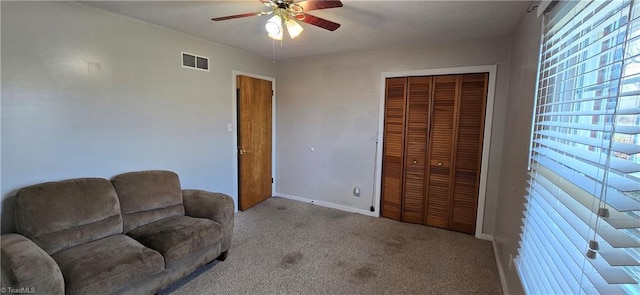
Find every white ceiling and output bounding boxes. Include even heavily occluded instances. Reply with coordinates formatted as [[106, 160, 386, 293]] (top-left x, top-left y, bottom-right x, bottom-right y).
[[79, 0, 531, 60]]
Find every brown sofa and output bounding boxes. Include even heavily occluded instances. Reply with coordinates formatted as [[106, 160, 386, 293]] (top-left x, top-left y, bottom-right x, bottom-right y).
[[0, 170, 234, 294]]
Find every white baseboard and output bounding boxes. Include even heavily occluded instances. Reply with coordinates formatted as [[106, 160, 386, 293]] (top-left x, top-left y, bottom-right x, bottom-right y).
[[275, 194, 496, 242], [274, 193, 377, 217], [493, 241, 510, 295], [480, 233, 494, 241]]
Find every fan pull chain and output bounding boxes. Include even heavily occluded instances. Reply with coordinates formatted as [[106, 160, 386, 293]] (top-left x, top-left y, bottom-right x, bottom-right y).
[[271, 37, 284, 63], [272, 38, 276, 63]]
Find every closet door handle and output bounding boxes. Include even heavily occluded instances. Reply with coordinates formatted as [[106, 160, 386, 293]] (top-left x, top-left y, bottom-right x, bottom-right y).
[[437, 162, 443, 166], [413, 160, 418, 164]]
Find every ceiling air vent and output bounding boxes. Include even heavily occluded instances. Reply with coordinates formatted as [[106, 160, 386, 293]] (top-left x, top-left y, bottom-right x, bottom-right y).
[[182, 52, 209, 72]]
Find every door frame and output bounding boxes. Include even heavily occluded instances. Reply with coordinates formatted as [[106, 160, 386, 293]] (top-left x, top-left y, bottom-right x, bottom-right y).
[[374, 65, 497, 240], [232, 71, 277, 211]]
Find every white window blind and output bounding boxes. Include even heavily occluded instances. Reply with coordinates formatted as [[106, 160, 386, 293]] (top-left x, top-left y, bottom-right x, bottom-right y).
[[517, 0, 640, 294]]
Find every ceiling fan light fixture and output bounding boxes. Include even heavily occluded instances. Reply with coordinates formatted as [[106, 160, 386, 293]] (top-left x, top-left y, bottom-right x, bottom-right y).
[[265, 14, 283, 36], [285, 18, 304, 39]]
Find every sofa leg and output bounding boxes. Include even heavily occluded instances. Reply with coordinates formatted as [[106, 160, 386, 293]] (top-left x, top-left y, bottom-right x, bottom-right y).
[[217, 251, 228, 261]]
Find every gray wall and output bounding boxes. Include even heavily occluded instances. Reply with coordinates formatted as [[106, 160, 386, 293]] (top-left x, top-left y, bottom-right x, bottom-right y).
[[1, 1, 276, 233], [493, 10, 542, 295], [275, 37, 512, 236]]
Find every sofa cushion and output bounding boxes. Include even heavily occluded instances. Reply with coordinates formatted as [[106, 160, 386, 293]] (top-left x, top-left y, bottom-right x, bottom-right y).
[[51, 234, 164, 295], [15, 178, 123, 255], [111, 170, 185, 232], [126, 215, 221, 268]]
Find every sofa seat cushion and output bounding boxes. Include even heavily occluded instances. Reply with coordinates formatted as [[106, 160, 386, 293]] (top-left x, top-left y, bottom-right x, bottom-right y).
[[126, 215, 221, 268], [51, 234, 164, 295]]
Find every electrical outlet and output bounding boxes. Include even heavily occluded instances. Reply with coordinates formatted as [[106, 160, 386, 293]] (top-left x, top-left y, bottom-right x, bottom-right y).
[[353, 187, 360, 197]]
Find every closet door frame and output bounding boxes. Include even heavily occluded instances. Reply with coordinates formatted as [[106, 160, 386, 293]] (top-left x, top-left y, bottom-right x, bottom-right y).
[[374, 65, 497, 240]]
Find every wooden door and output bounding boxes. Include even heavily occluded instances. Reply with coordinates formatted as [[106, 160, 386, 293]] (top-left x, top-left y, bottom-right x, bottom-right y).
[[401, 77, 432, 224], [424, 75, 459, 229], [380, 73, 487, 235], [237, 75, 272, 211], [448, 73, 488, 233], [381, 77, 407, 220]]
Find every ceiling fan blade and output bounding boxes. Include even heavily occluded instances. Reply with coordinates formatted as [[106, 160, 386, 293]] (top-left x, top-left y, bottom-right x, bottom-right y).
[[298, 14, 340, 31], [212, 12, 263, 21], [297, 0, 343, 11]]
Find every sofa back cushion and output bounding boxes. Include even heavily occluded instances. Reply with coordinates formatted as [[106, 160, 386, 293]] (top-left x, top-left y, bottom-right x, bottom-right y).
[[15, 178, 123, 255], [111, 170, 185, 232]]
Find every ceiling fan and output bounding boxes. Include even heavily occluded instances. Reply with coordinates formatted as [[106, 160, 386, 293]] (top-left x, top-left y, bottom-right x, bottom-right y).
[[211, 0, 343, 40]]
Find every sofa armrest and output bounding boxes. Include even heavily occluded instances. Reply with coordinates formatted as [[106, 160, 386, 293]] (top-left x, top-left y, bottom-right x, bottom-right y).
[[1, 234, 65, 294], [182, 190, 234, 252]]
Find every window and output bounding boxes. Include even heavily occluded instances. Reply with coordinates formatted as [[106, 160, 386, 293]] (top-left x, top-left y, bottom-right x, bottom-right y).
[[518, 0, 640, 294]]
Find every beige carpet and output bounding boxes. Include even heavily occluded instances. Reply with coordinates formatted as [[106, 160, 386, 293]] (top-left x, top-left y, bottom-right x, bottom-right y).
[[162, 197, 502, 294]]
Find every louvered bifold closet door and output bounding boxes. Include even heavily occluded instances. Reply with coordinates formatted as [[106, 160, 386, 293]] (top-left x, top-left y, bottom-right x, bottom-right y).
[[381, 78, 407, 220], [425, 75, 459, 229], [402, 77, 432, 223], [449, 73, 488, 234]]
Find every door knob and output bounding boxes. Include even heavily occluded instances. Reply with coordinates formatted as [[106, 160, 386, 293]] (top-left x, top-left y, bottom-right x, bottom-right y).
[[239, 149, 251, 155], [413, 160, 418, 164], [438, 162, 443, 166]]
